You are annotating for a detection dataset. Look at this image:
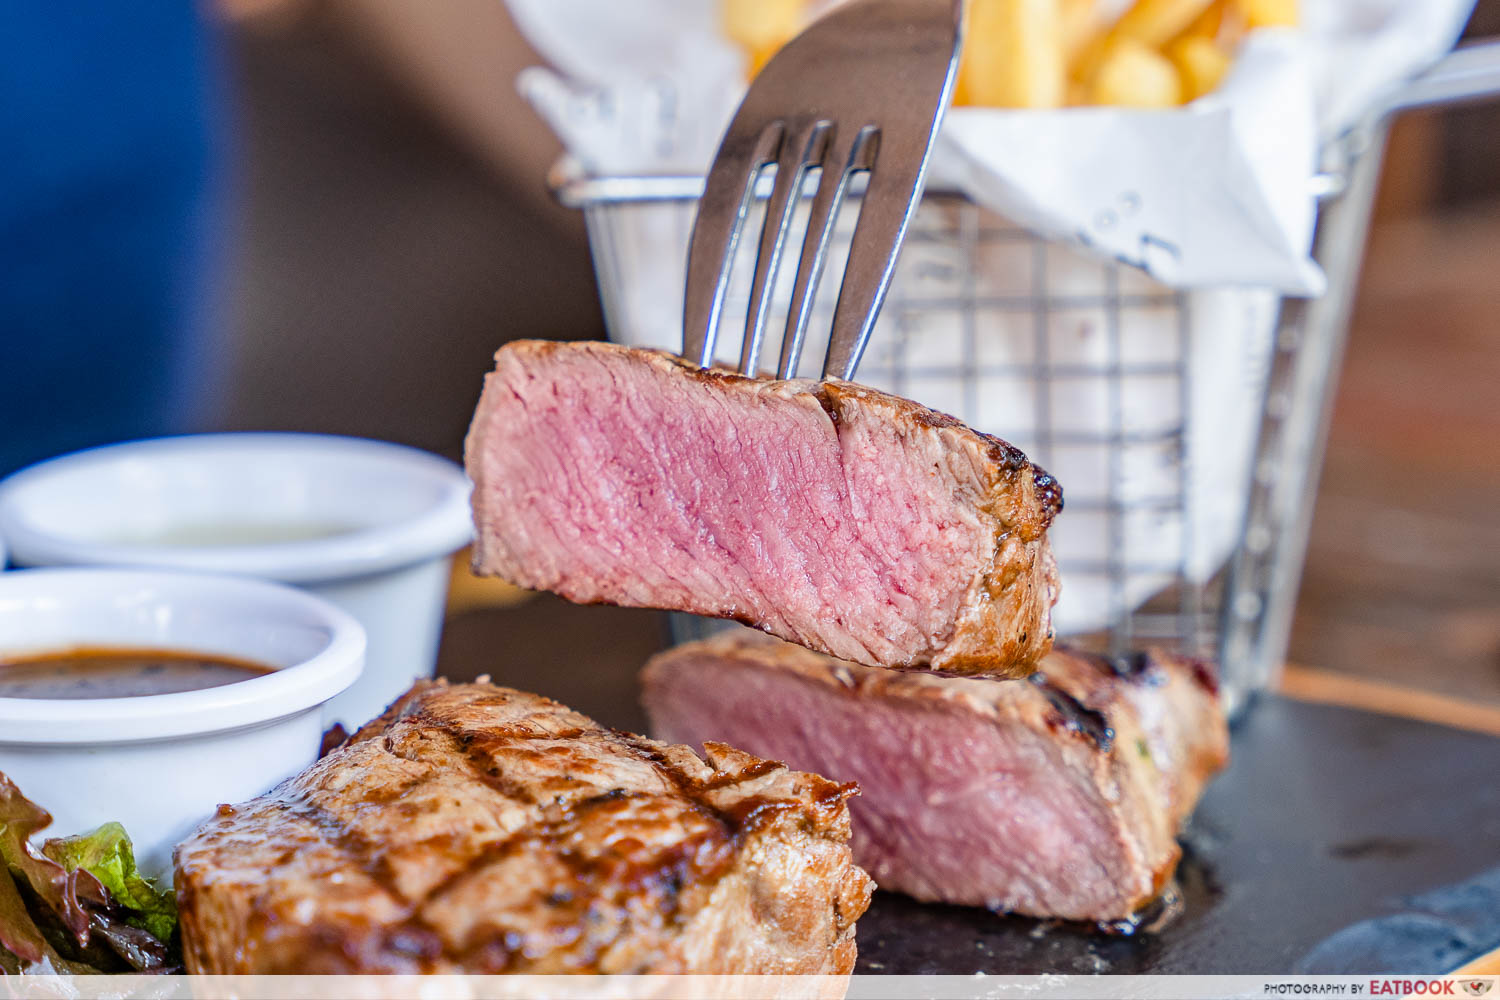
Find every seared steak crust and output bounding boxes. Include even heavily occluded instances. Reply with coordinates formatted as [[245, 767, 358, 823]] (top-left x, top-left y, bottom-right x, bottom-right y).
[[175, 681, 872, 973], [642, 634, 1228, 922], [465, 340, 1061, 677]]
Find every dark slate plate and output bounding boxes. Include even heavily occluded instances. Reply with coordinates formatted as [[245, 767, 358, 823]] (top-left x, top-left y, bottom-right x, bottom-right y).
[[853, 695, 1500, 974]]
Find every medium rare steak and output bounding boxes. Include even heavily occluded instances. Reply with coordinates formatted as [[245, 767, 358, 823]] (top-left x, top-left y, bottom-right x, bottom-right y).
[[175, 680, 872, 973], [642, 634, 1228, 923], [465, 340, 1062, 676]]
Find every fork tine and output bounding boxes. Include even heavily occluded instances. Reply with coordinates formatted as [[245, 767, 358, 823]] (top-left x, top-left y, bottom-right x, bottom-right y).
[[822, 129, 932, 381], [739, 121, 833, 376], [777, 126, 873, 379], [687, 0, 961, 378], [682, 122, 785, 368]]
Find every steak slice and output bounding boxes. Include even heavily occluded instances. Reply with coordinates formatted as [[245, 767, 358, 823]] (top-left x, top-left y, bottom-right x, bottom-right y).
[[465, 340, 1062, 677], [175, 680, 872, 974], [642, 634, 1228, 923]]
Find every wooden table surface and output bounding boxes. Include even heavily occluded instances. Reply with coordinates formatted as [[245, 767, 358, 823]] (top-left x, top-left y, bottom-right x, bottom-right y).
[[1293, 206, 1500, 711]]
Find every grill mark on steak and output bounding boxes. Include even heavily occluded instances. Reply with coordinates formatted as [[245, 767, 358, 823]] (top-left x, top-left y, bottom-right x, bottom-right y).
[[1088, 650, 1154, 681], [468, 747, 551, 808], [408, 789, 740, 958], [1185, 657, 1220, 696], [272, 791, 414, 907], [608, 729, 846, 841], [1029, 674, 1115, 753], [283, 921, 445, 974], [1072, 649, 1175, 690], [378, 926, 445, 965], [600, 729, 863, 916], [1031, 468, 1064, 517], [444, 725, 584, 807]]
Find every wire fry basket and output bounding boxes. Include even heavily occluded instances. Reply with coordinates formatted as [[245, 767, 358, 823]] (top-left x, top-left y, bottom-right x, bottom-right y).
[[551, 43, 1500, 717]]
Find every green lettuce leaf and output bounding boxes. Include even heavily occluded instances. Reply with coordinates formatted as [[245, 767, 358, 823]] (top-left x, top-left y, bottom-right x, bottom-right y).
[[42, 823, 176, 944], [0, 772, 174, 973]]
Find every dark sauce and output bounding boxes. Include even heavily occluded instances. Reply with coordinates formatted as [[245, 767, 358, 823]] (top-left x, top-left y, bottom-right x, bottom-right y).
[[0, 646, 275, 699]]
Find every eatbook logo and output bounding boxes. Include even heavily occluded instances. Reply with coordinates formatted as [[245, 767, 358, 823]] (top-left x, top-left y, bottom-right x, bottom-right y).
[[1459, 979, 1494, 997]]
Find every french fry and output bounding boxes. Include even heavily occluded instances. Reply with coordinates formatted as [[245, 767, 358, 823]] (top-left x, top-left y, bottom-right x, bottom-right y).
[[1087, 37, 1183, 107], [1235, 0, 1297, 28], [722, 0, 805, 77], [1069, 30, 1109, 89], [1061, 0, 1099, 62], [1180, 0, 1225, 39], [960, 0, 1067, 108], [1180, 0, 1248, 51], [952, 70, 974, 107], [1069, 0, 1211, 93], [1111, 0, 1217, 48], [744, 43, 781, 78], [1168, 35, 1232, 100]]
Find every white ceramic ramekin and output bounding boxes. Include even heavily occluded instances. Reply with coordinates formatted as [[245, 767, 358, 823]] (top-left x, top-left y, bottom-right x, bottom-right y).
[[0, 568, 364, 878], [0, 433, 472, 727]]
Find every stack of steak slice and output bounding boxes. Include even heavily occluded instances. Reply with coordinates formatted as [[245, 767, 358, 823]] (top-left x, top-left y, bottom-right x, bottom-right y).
[[465, 339, 1062, 677], [463, 338, 1225, 924], [642, 633, 1229, 923]]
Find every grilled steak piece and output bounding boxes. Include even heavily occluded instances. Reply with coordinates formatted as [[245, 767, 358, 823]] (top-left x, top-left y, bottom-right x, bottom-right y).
[[175, 681, 872, 973], [642, 634, 1228, 923], [465, 340, 1062, 677]]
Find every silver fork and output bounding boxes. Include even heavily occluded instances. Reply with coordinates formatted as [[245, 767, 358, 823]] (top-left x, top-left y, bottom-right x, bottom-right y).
[[682, 0, 963, 381]]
